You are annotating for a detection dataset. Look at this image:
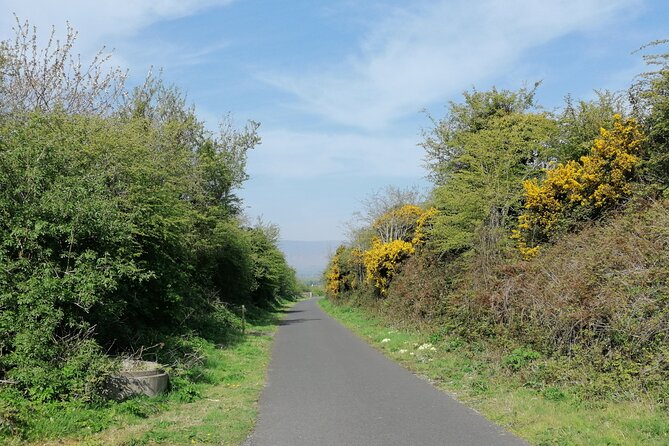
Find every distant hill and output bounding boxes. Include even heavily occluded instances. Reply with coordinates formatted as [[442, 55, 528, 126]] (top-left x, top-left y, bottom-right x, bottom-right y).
[[279, 240, 341, 282]]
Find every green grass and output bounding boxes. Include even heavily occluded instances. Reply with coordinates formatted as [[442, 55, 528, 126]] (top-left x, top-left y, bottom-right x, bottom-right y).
[[2, 300, 295, 446], [319, 298, 669, 446]]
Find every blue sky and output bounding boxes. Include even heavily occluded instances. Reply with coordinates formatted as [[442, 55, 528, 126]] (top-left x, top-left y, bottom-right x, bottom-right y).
[[1, 0, 668, 241]]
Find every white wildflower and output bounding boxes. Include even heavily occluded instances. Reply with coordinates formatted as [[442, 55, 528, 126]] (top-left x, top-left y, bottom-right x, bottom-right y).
[[398, 349, 407, 354], [381, 338, 390, 343]]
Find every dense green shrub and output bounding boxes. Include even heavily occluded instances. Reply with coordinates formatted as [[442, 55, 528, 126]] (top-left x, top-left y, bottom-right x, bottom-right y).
[[0, 23, 298, 409]]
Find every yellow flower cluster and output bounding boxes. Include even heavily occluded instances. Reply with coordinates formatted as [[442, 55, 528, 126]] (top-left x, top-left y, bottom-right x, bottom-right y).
[[515, 115, 643, 259], [583, 116, 642, 207], [325, 257, 343, 297], [412, 207, 438, 245], [362, 239, 415, 296], [325, 206, 438, 297], [372, 204, 424, 243], [325, 247, 363, 298], [373, 204, 423, 229], [364, 206, 437, 295]]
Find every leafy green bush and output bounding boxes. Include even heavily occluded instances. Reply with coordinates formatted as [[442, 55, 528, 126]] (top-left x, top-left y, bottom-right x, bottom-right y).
[[168, 377, 202, 403], [0, 22, 298, 411], [0, 388, 27, 437], [503, 348, 542, 372]]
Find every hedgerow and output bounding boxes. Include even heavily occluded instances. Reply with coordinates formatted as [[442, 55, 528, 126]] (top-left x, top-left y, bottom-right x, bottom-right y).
[[325, 40, 669, 403], [0, 19, 297, 428]]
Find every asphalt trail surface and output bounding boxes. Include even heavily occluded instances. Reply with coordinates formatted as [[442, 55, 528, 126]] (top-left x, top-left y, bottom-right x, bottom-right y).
[[245, 298, 528, 446]]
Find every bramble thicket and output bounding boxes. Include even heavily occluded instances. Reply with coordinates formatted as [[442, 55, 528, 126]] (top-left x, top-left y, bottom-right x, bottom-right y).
[[326, 42, 669, 403], [0, 21, 297, 436]]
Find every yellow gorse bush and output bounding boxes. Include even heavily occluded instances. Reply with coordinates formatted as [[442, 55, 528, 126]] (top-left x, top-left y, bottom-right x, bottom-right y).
[[326, 206, 437, 297], [363, 206, 437, 296], [515, 115, 644, 259], [325, 257, 342, 297], [373, 204, 424, 243], [363, 239, 415, 296], [325, 247, 364, 297], [412, 207, 438, 245]]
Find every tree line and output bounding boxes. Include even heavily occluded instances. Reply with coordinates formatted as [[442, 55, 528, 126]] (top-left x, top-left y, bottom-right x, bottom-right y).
[[0, 20, 297, 408]]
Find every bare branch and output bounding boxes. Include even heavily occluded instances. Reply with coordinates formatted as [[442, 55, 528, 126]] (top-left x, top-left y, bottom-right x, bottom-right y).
[[0, 16, 127, 116]]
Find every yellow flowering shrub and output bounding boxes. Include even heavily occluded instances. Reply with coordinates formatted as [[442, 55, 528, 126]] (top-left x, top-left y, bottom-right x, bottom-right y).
[[326, 206, 437, 297], [412, 207, 438, 245], [515, 115, 643, 259], [362, 207, 437, 295], [325, 259, 343, 297], [363, 239, 415, 296], [582, 116, 643, 206], [325, 246, 364, 298]]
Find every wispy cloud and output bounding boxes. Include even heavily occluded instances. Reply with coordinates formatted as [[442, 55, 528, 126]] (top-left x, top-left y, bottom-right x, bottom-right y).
[[261, 0, 639, 131], [122, 39, 231, 73], [0, 0, 234, 62], [247, 128, 424, 179], [0, 1, 233, 39]]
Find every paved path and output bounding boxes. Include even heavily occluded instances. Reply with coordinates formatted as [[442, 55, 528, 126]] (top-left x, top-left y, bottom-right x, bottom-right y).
[[245, 298, 527, 446]]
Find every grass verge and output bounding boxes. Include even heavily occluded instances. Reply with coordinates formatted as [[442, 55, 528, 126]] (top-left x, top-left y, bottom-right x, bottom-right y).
[[319, 298, 669, 446], [3, 300, 294, 446]]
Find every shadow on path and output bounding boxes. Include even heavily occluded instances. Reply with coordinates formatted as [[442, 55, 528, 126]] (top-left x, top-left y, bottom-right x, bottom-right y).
[[278, 318, 321, 326]]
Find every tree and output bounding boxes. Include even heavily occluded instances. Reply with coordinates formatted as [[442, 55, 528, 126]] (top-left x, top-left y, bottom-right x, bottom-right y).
[[246, 221, 297, 305], [372, 204, 424, 243], [345, 185, 424, 249], [422, 85, 539, 185], [195, 116, 260, 214], [422, 87, 557, 255], [630, 40, 669, 185], [0, 18, 126, 116], [555, 91, 627, 162]]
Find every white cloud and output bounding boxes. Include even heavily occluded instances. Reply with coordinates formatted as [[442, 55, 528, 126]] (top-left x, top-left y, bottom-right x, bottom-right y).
[[247, 128, 424, 179], [0, 0, 234, 57], [0, 1, 233, 39], [122, 39, 231, 74], [262, 0, 639, 130]]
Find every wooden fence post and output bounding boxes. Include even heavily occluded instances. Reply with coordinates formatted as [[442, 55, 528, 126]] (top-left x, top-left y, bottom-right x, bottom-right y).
[[241, 305, 246, 335]]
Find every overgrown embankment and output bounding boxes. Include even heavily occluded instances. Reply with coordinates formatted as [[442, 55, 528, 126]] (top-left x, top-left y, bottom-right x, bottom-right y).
[[332, 199, 669, 399], [320, 298, 669, 446], [324, 40, 669, 444]]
